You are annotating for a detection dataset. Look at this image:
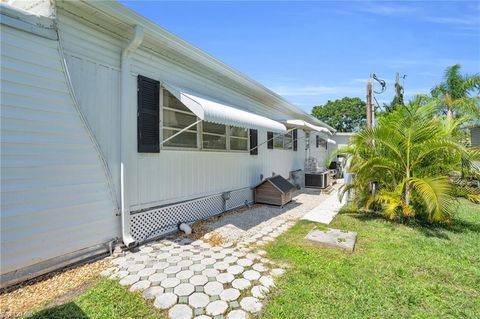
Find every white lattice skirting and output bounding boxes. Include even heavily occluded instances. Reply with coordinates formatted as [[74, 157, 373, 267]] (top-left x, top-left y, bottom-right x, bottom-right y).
[[130, 187, 253, 242]]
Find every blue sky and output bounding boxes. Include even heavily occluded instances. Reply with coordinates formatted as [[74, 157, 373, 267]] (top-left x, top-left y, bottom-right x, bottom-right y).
[[120, 1, 480, 112]]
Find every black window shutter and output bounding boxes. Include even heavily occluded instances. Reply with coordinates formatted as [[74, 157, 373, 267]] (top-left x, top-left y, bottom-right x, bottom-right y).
[[316, 135, 320, 148], [137, 75, 160, 153], [267, 132, 274, 149], [293, 129, 298, 151], [250, 129, 258, 155]]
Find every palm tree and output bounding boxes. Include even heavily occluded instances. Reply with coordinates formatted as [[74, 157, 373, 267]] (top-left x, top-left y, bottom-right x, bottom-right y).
[[341, 98, 479, 222], [431, 64, 480, 121]]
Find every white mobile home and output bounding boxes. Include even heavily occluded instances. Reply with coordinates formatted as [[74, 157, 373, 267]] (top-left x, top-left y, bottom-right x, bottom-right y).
[[0, 0, 335, 286]]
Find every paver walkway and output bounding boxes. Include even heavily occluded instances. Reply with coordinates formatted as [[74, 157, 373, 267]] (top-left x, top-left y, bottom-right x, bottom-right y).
[[102, 187, 342, 318], [102, 219, 292, 319]]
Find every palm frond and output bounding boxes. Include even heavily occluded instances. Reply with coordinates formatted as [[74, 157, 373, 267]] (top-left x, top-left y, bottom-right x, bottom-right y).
[[409, 177, 454, 222]]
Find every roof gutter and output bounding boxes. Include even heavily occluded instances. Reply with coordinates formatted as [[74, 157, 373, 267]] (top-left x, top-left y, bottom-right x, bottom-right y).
[[120, 25, 144, 249]]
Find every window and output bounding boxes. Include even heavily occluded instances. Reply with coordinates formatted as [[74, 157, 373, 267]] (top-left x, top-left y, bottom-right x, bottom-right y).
[[202, 122, 226, 150], [160, 86, 249, 152], [273, 131, 294, 150], [230, 126, 248, 151], [162, 89, 198, 148]]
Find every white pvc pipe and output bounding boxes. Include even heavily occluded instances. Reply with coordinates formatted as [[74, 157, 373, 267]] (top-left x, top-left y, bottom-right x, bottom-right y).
[[120, 25, 144, 248]]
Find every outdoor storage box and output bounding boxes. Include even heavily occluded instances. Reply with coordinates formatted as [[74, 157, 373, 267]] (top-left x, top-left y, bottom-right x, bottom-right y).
[[254, 175, 296, 206]]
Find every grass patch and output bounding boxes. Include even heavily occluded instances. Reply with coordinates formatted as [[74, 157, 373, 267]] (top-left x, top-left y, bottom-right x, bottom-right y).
[[25, 279, 165, 319], [261, 200, 480, 319]]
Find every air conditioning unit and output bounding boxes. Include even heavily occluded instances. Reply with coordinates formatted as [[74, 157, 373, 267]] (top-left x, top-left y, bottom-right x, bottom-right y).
[[305, 171, 331, 189]]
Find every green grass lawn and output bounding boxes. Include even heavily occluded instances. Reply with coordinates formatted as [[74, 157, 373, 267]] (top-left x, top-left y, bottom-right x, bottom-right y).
[[24, 201, 479, 319], [261, 200, 480, 319], [25, 279, 165, 319]]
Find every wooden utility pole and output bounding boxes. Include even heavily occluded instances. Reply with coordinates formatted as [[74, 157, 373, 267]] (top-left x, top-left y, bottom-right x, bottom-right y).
[[366, 77, 373, 128]]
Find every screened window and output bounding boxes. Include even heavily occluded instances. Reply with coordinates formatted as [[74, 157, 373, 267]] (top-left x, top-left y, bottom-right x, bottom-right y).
[[274, 131, 293, 150], [203, 122, 227, 150], [230, 127, 248, 151], [162, 89, 198, 148]]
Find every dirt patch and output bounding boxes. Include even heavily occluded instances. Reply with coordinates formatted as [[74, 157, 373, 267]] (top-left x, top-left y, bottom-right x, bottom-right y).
[[0, 259, 111, 318]]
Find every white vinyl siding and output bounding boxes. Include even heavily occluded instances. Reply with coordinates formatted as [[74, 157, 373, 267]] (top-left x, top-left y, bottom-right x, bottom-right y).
[[1, 24, 117, 276]]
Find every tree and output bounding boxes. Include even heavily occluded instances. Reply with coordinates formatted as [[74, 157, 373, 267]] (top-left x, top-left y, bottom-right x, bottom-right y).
[[341, 98, 479, 223], [311, 97, 366, 132], [431, 64, 480, 121]]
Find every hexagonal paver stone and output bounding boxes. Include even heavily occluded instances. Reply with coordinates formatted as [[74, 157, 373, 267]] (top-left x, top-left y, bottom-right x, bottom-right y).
[[154, 261, 170, 270], [220, 288, 240, 301], [161, 277, 181, 289], [211, 253, 226, 260], [206, 300, 228, 316], [137, 267, 156, 279], [177, 259, 194, 268], [168, 304, 193, 319], [167, 256, 183, 264], [111, 257, 127, 265], [127, 264, 145, 274], [243, 270, 261, 281], [202, 268, 219, 277], [165, 266, 182, 275], [252, 263, 268, 272], [224, 256, 238, 264], [189, 263, 206, 272], [149, 273, 168, 285], [143, 286, 164, 299], [188, 292, 210, 308], [216, 273, 234, 284], [231, 278, 251, 290], [110, 270, 128, 280], [271, 268, 285, 276], [213, 262, 229, 271], [204, 282, 223, 296], [154, 292, 178, 309], [200, 258, 216, 266], [246, 253, 260, 261], [119, 274, 140, 286], [140, 246, 154, 253], [193, 316, 211, 319], [130, 280, 151, 292], [251, 285, 269, 299], [227, 265, 244, 276], [227, 309, 248, 319], [232, 251, 246, 258], [237, 259, 253, 267], [211, 246, 223, 252], [189, 275, 208, 286], [240, 296, 262, 313], [259, 275, 275, 288], [176, 270, 194, 280], [174, 283, 195, 296]]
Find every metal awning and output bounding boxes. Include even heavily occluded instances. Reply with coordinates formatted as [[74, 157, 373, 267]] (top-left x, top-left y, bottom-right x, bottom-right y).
[[327, 138, 337, 144], [284, 119, 331, 134], [163, 83, 287, 133]]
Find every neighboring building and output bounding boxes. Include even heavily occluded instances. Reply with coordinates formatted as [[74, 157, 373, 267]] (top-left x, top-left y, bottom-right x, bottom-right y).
[[0, 1, 335, 286], [332, 132, 354, 149]]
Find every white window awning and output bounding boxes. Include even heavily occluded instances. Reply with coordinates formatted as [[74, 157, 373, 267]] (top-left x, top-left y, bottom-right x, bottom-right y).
[[327, 138, 337, 144], [163, 83, 287, 134], [284, 119, 331, 134]]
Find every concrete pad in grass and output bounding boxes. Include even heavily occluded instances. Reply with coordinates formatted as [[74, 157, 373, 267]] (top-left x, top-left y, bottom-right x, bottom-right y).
[[304, 228, 357, 252]]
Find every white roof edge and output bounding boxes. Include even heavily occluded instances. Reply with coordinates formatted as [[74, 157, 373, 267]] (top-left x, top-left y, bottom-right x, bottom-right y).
[[0, 3, 57, 39], [69, 1, 332, 127], [283, 119, 332, 134], [164, 83, 287, 134]]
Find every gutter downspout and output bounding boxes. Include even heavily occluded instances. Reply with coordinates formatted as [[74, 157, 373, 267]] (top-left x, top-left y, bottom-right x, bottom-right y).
[[120, 25, 144, 248]]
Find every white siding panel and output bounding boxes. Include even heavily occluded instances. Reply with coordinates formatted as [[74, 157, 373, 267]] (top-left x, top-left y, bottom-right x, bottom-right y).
[[0, 25, 118, 275]]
